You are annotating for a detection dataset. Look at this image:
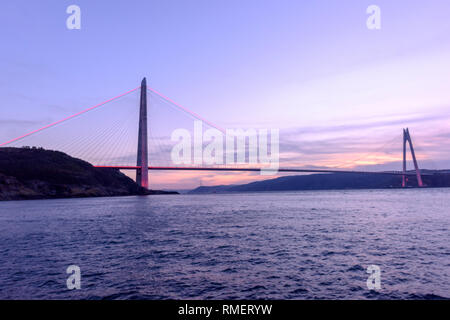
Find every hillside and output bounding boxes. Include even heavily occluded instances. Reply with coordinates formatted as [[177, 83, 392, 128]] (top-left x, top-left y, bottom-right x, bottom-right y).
[[189, 171, 450, 194], [0, 147, 177, 201]]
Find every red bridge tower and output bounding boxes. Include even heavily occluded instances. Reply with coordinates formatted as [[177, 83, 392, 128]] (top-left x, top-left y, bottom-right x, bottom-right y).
[[402, 128, 423, 187]]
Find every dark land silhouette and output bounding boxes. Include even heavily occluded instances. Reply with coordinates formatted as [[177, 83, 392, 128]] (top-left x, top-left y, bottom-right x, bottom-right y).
[[0, 147, 177, 201], [189, 170, 450, 194]]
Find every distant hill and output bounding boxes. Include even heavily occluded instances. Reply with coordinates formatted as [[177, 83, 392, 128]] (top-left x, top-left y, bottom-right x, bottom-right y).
[[189, 170, 450, 194], [0, 147, 177, 201]]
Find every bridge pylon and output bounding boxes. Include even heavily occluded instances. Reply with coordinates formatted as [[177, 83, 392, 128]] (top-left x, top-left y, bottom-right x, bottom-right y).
[[402, 128, 423, 187], [136, 77, 149, 189]]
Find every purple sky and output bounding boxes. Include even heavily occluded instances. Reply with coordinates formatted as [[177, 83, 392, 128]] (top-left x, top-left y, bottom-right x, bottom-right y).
[[1, 1, 450, 189]]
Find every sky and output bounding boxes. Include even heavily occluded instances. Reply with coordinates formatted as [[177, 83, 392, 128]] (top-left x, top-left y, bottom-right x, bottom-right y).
[[1, 0, 450, 189]]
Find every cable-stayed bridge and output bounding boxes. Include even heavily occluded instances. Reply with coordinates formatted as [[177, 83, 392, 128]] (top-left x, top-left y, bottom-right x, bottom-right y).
[[0, 78, 431, 189]]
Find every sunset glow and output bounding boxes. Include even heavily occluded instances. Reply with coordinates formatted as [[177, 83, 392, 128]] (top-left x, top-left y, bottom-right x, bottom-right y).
[[1, 0, 449, 189]]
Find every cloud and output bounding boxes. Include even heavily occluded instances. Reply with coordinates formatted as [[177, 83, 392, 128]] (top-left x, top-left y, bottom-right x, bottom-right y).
[[281, 112, 450, 137]]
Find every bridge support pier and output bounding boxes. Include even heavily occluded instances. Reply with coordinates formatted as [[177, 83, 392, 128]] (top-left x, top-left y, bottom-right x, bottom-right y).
[[136, 77, 149, 189], [402, 128, 423, 187]]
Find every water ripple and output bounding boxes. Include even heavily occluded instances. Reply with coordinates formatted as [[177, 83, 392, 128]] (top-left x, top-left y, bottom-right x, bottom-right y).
[[0, 189, 449, 299]]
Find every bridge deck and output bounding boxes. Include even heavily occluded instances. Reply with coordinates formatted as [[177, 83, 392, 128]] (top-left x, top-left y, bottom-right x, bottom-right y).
[[93, 166, 429, 176]]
